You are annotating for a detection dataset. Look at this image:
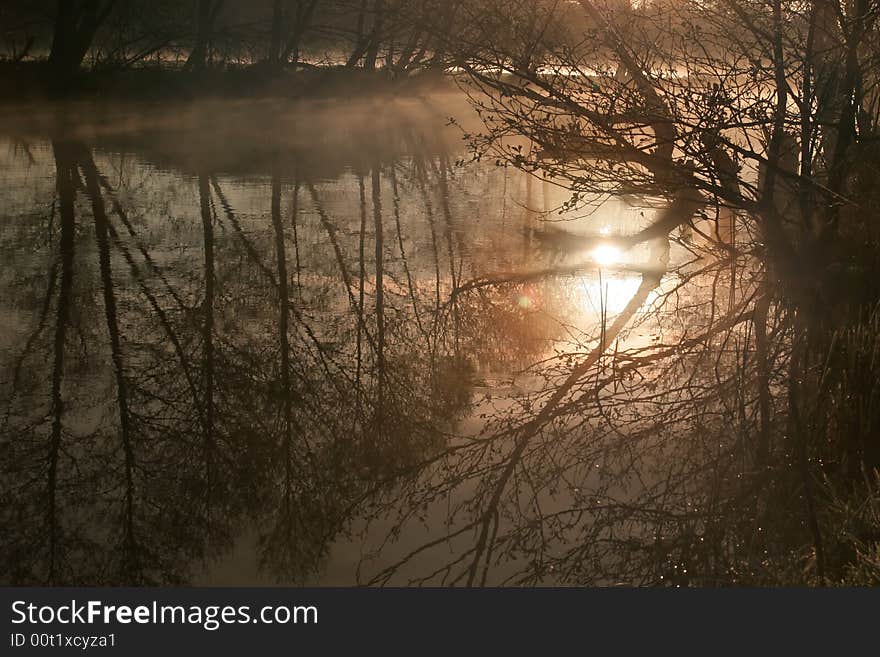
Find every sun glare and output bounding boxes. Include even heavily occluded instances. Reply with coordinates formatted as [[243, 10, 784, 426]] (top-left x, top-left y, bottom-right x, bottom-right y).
[[590, 244, 622, 267], [576, 274, 643, 316]]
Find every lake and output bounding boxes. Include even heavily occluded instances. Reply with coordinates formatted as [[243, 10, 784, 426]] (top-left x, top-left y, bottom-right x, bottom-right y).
[[0, 92, 719, 585]]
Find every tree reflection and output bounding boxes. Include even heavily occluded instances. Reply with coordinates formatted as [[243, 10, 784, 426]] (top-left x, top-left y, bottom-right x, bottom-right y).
[[1, 108, 494, 584], [0, 96, 795, 586]]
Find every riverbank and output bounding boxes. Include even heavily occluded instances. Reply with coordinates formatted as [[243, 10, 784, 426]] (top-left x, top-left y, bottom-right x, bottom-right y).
[[0, 61, 455, 103]]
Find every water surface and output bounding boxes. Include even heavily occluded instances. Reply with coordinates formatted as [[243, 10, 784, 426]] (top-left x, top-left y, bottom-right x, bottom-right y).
[[0, 93, 685, 585]]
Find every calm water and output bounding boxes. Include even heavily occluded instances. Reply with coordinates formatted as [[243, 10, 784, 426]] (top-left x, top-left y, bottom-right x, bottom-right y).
[[0, 94, 688, 585]]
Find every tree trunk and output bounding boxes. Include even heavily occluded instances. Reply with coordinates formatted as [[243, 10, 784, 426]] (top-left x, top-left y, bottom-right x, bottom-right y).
[[363, 0, 385, 70], [269, 0, 284, 65], [346, 0, 370, 67], [48, 0, 116, 80], [281, 0, 321, 67], [186, 0, 222, 71]]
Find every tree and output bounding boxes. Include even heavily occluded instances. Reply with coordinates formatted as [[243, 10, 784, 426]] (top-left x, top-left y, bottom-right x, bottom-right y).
[[185, 0, 224, 71], [47, 0, 117, 78], [347, 0, 880, 585], [267, 0, 322, 67]]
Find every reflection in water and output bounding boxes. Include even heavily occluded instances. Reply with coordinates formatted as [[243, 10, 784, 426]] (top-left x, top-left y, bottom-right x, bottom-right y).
[[589, 244, 622, 268], [0, 96, 738, 585]]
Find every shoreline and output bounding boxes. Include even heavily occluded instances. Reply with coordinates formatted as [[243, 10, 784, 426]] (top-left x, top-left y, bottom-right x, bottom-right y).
[[0, 61, 457, 103]]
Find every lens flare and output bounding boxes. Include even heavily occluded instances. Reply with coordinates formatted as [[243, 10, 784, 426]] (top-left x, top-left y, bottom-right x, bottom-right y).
[[515, 294, 533, 309]]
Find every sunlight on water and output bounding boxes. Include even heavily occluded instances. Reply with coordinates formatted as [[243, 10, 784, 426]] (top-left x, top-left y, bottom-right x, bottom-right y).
[[0, 96, 693, 587], [576, 274, 643, 316], [589, 244, 623, 268]]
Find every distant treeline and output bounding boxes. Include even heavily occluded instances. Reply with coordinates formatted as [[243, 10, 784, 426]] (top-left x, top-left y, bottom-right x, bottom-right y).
[[0, 0, 594, 78]]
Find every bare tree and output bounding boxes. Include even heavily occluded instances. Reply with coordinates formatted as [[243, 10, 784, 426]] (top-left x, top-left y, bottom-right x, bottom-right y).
[[47, 0, 117, 78], [185, 0, 224, 70]]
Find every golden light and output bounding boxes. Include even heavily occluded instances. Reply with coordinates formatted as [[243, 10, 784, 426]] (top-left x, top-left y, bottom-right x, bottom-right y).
[[576, 274, 642, 316], [590, 244, 622, 267]]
